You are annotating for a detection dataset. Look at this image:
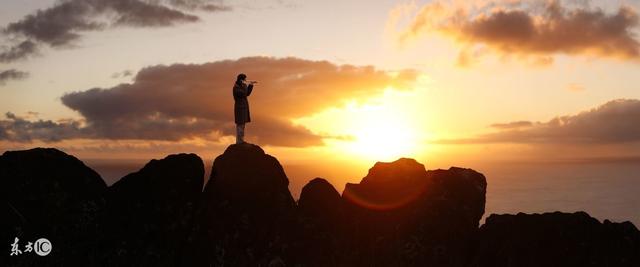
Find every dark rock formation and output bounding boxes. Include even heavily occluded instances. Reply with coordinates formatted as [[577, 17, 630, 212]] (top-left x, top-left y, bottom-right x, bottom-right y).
[[0, 148, 106, 266], [295, 178, 345, 266], [471, 211, 640, 267], [2, 145, 640, 267], [102, 153, 204, 266], [298, 177, 344, 226], [0, 148, 204, 267], [185, 143, 296, 266], [342, 158, 487, 266]]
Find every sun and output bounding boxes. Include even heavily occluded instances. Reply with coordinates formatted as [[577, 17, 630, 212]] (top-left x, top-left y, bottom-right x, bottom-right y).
[[294, 88, 424, 162], [347, 119, 417, 161], [341, 105, 419, 161]]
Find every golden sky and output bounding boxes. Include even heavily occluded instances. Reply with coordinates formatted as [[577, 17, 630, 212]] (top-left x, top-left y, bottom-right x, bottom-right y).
[[1, 0, 640, 173]]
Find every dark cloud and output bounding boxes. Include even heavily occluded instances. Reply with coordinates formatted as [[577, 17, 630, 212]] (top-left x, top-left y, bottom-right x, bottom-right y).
[[0, 69, 29, 85], [399, 0, 640, 63], [439, 99, 640, 144], [0, 40, 38, 63], [0, 0, 230, 61], [1, 57, 417, 147], [0, 112, 86, 142]]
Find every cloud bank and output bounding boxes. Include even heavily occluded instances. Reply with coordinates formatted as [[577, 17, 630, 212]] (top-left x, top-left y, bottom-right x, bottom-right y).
[[0, 56, 417, 147], [0, 0, 231, 62], [439, 99, 640, 144], [395, 0, 640, 65]]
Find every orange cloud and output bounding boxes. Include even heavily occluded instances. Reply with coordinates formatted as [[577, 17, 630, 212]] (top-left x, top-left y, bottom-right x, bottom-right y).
[[1, 57, 417, 147], [396, 0, 640, 64]]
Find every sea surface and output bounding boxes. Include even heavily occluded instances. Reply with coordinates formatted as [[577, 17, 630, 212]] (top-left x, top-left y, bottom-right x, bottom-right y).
[[86, 159, 640, 227]]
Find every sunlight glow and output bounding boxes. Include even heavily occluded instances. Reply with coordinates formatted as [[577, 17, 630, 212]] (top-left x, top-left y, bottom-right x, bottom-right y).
[[296, 87, 424, 162], [345, 112, 417, 161]]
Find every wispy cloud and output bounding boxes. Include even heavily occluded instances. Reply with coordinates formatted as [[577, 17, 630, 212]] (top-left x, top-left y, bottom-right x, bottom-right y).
[[0, 69, 29, 85]]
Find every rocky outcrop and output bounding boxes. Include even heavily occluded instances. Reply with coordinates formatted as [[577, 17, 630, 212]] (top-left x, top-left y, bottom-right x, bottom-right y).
[[295, 178, 345, 266], [471, 211, 640, 267], [0, 148, 204, 267], [342, 158, 487, 266], [185, 143, 296, 266], [0, 148, 107, 266], [102, 153, 204, 266], [2, 145, 640, 267]]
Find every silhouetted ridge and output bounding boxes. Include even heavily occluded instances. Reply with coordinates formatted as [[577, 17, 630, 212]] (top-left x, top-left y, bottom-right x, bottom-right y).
[[2, 145, 639, 267]]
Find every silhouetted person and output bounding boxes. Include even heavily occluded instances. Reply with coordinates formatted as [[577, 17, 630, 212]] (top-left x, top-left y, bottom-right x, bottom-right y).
[[233, 73, 256, 144]]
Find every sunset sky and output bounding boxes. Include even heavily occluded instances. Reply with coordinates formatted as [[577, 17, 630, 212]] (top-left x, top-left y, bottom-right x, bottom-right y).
[[2, 0, 640, 178]]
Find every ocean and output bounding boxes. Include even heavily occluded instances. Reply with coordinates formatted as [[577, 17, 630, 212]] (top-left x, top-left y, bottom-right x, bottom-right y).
[[85, 158, 640, 227]]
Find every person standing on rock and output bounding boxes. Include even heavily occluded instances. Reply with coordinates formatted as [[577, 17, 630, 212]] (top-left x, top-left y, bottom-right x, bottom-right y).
[[233, 73, 256, 144]]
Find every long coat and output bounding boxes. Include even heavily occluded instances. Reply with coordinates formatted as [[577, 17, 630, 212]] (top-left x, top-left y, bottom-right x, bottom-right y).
[[233, 81, 253, 124]]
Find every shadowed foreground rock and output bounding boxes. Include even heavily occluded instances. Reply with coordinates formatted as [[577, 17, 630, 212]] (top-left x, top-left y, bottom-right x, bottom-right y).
[[102, 153, 204, 266], [0, 148, 107, 267], [0, 148, 203, 267], [295, 178, 345, 266], [471, 212, 640, 267], [2, 145, 640, 267]]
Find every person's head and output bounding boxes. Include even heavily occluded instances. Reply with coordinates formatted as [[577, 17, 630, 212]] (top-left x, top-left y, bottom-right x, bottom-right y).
[[237, 73, 247, 82]]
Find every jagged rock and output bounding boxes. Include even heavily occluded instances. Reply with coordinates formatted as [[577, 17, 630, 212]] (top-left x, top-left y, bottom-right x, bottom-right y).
[[186, 143, 296, 266], [0, 148, 106, 266], [471, 211, 640, 267], [102, 153, 204, 267], [342, 158, 487, 266]]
